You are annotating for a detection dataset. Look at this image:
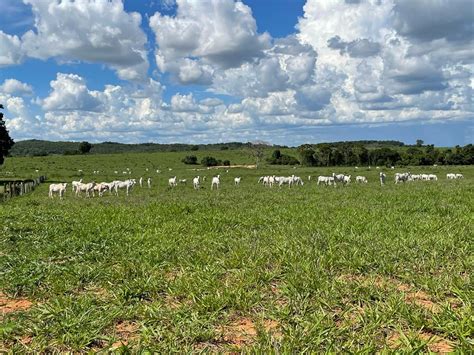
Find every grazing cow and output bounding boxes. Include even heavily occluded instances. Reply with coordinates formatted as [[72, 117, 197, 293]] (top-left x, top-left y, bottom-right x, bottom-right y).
[[147, 178, 152, 189], [342, 175, 351, 185], [179, 179, 187, 185], [258, 176, 264, 184], [428, 174, 438, 181], [292, 176, 304, 186], [356, 176, 367, 183], [234, 177, 241, 185], [395, 172, 410, 184], [455, 173, 464, 179], [333, 173, 345, 184], [193, 176, 200, 190], [75, 182, 96, 197], [211, 175, 221, 190], [49, 183, 68, 199], [168, 176, 177, 187], [93, 183, 110, 197], [446, 173, 456, 180], [114, 179, 136, 196], [279, 176, 294, 188], [317, 176, 335, 187], [379, 172, 386, 186]]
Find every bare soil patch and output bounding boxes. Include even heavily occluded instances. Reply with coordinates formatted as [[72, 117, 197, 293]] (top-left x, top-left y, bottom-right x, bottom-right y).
[[337, 274, 453, 313], [111, 321, 139, 349], [0, 292, 33, 315], [218, 316, 281, 347]]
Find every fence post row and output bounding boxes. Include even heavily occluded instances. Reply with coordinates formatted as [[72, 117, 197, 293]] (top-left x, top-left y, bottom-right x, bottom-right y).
[[0, 176, 46, 201]]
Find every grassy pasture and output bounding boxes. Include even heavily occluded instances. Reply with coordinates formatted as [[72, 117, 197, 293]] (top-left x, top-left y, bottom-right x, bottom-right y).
[[0, 151, 473, 352]]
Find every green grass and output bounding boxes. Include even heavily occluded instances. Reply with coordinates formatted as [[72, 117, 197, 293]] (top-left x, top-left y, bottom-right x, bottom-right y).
[[0, 152, 473, 352]]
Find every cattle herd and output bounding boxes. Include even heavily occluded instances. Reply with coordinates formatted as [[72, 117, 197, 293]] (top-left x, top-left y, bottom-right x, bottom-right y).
[[48, 171, 464, 199]]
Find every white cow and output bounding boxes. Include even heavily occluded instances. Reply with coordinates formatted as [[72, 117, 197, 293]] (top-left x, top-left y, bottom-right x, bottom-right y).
[[317, 176, 335, 187], [49, 183, 68, 199], [168, 176, 177, 187], [379, 172, 386, 186], [356, 176, 367, 183], [211, 175, 221, 190], [279, 176, 294, 188], [455, 173, 464, 179], [147, 178, 152, 189], [342, 175, 351, 185], [139, 177, 143, 188], [179, 179, 187, 185], [395, 172, 411, 184], [292, 176, 304, 186], [72, 179, 83, 192], [114, 179, 136, 196], [193, 176, 200, 190], [75, 182, 96, 197], [446, 173, 456, 180], [428, 174, 438, 181], [93, 183, 110, 197], [234, 177, 241, 185]]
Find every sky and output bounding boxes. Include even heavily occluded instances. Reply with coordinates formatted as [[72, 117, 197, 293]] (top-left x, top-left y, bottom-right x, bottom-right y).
[[0, 0, 472, 146]]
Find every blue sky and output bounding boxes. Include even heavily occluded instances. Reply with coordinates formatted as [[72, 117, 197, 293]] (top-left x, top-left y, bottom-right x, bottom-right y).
[[0, 0, 472, 146]]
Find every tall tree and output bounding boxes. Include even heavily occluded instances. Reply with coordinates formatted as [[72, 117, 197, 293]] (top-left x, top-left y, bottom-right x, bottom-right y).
[[78, 141, 92, 154], [247, 143, 266, 168], [0, 104, 15, 166]]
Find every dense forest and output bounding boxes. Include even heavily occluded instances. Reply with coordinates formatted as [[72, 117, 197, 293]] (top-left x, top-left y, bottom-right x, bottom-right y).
[[8, 139, 474, 167]]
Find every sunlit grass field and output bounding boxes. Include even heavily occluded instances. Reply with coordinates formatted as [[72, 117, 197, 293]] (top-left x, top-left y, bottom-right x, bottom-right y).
[[1, 151, 472, 352]]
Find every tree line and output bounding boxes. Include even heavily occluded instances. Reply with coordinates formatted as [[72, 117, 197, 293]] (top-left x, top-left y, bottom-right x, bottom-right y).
[[296, 142, 474, 167]]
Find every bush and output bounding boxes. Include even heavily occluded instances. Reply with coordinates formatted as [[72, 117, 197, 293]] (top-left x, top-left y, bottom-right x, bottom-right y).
[[182, 155, 198, 165], [190, 145, 199, 151], [223, 160, 231, 166], [267, 150, 300, 165], [201, 156, 220, 167]]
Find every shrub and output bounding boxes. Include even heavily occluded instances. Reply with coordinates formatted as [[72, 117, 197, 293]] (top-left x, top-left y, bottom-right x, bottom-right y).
[[182, 155, 198, 165], [201, 156, 220, 167]]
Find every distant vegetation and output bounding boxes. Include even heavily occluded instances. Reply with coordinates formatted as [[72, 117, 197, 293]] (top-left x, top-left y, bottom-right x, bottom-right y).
[[10, 140, 261, 157], [8, 139, 474, 167], [267, 150, 300, 165], [297, 143, 474, 167]]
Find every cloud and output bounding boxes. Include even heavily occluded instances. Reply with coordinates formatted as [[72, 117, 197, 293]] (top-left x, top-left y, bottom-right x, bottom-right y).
[[2, 0, 473, 145], [42, 73, 103, 112], [20, 0, 149, 81], [0, 31, 23, 66], [328, 36, 381, 57], [0, 79, 33, 96], [393, 0, 474, 43], [150, 0, 271, 83]]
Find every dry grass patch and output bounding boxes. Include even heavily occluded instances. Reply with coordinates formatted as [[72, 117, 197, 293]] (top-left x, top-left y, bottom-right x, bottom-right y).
[[387, 330, 455, 353]]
